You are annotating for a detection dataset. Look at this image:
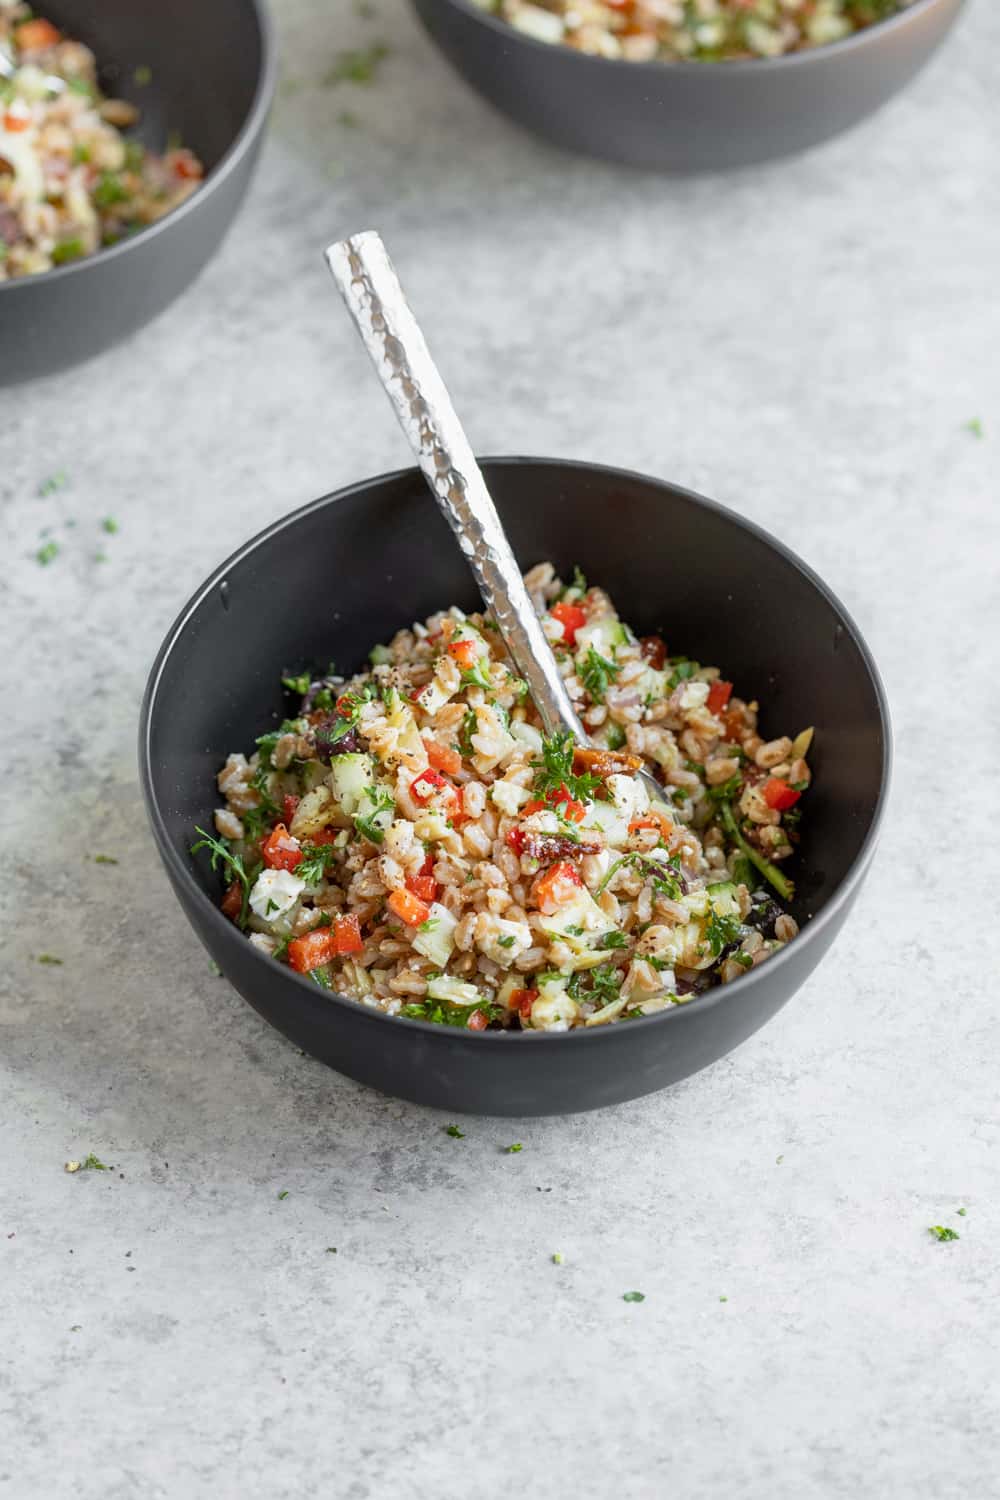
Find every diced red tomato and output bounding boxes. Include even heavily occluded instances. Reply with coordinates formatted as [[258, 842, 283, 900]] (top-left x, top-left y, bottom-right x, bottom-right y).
[[282, 793, 300, 825], [628, 817, 661, 832], [410, 768, 450, 803], [221, 882, 243, 921], [535, 861, 583, 910], [506, 827, 527, 856], [707, 680, 734, 716], [418, 852, 435, 877], [447, 638, 478, 669], [549, 601, 587, 646], [511, 988, 537, 1022], [261, 822, 302, 872], [308, 828, 341, 848], [762, 778, 801, 812], [640, 635, 666, 670], [466, 1009, 488, 1031], [405, 873, 438, 903], [387, 888, 431, 926], [14, 17, 61, 49], [423, 737, 462, 777], [522, 785, 585, 822]]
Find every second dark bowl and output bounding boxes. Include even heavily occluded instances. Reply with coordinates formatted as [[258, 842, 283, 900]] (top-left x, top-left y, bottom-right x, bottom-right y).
[[412, 0, 964, 171], [140, 458, 890, 1116], [0, 0, 275, 385]]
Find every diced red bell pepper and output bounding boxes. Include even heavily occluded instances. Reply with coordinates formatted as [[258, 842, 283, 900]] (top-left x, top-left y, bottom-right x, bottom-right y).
[[406, 874, 439, 903], [762, 777, 801, 812], [640, 635, 666, 670], [549, 601, 587, 646], [15, 17, 61, 50], [535, 861, 583, 910], [511, 988, 538, 1022], [261, 822, 302, 872], [410, 768, 450, 804], [506, 827, 527, 856], [387, 888, 431, 926], [287, 914, 363, 972], [307, 828, 341, 847], [423, 737, 462, 777], [447, 638, 479, 669], [221, 882, 243, 921], [707, 680, 733, 716], [466, 1009, 488, 1031], [628, 817, 661, 832], [282, 793, 301, 825], [548, 784, 586, 822]]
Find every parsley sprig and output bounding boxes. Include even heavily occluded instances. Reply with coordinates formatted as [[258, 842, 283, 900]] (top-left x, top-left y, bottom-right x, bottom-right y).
[[579, 646, 620, 704], [532, 731, 601, 804], [191, 827, 253, 927]]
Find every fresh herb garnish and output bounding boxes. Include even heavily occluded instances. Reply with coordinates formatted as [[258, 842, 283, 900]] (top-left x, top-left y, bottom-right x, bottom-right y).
[[191, 826, 252, 927], [37, 953, 64, 965], [417, 917, 439, 933], [579, 646, 620, 704], [445, 1124, 465, 1138], [497, 934, 516, 948], [101, 516, 119, 534], [36, 541, 59, 565], [928, 1225, 959, 1242], [567, 963, 622, 1009], [93, 172, 129, 208], [552, 1251, 564, 1264], [402, 999, 502, 1029], [598, 930, 629, 950], [297, 843, 340, 885], [964, 417, 984, 438], [667, 659, 698, 690], [282, 672, 311, 696], [505, 1143, 523, 1154], [707, 773, 743, 803], [80, 1154, 107, 1172], [354, 783, 395, 844], [38, 470, 67, 496], [277, 1190, 289, 1200], [93, 854, 118, 865], [622, 1291, 645, 1303], [51, 238, 86, 265], [532, 730, 601, 804], [705, 908, 742, 957]]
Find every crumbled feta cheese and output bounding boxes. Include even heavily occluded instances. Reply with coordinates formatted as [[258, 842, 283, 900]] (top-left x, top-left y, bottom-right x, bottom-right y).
[[678, 680, 710, 712], [249, 868, 305, 924]]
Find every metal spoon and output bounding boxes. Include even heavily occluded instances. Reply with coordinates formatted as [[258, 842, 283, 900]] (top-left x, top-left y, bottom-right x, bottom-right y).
[[324, 229, 670, 815]]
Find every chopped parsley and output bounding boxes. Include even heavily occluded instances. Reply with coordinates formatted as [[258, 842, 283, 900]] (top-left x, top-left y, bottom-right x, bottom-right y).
[[355, 783, 395, 844], [622, 1291, 645, 1303], [775, 1154, 784, 1164], [504, 1143, 523, 1154], [80, 1154, 108, 1172], [667, 658, 698, 690], [402, 999, 502, 1029], [255, 720, 303, 770], [93, 854, 118, 865], [928, 1225, 959, 1242], [497, 934, 516, 948], [282, 672, 311, 695], [38, 471, 68, 497], [190, 826, 253, 927], [93, 172, 129, 208], [552, 1252, 564, 1264], [567, 963, 621, 1009], [36, 541, 59, 565], [417, 917, 439, 933], [277, 1190, 289, 1200], [579, 646, 620, 704], [964, 417, 984, 438], [705, 908, 742, 956], [444, 1124, 465, 1138], [598, 931, 629, 950], [957, 1208, 967, 1216], [101, 516, 119, 534], [51, 238, 86, 265], [37, 953, 64, 965], [532, 730, 601, 804], [297, 843, 340, 885]]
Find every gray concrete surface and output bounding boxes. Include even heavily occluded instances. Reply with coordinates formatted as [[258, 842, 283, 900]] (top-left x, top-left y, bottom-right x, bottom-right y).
[[2, 1, 998, 1495]]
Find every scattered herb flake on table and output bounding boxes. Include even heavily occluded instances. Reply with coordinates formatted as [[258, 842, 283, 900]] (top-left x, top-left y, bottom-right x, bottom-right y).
[[928, 1225, 960, 1242], [324, 43, 388, 86], [965, 418, 984, 438], [101, 517, 119, 534], [277, 1190, 289, 1200], [623, 1290, 645, 1303], [504, 1143, 523, 1154], [93, 854, 118, 865], [957, 1208, 967, 1216], [552, 1252, 564, 1264], [37, 953, 63, 965], [38, 471, 67, 496], [445, 1124, 465, 1139], [36, 541, 59, 565]]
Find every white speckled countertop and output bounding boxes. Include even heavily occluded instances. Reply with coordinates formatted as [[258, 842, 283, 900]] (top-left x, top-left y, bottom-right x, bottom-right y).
[[2, 2, 998, 1495]]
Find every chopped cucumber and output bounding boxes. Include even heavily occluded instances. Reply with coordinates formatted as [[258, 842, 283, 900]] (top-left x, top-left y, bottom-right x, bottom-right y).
[[328, 753, 374, 816], [426, 975, 483, 1007], [412, 903, 458, 968]]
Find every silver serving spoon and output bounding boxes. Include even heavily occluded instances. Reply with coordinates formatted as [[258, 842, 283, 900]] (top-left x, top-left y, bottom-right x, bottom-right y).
[[324, 229, 670, 815]]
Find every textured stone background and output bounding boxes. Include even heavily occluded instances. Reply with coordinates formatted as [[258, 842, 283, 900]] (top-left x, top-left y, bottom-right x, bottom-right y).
[[2, 1, 998, 1496]]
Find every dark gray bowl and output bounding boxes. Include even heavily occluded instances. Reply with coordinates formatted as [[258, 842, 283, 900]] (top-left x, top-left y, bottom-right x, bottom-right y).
[[140, 458, 891, 1117], [0, 0, 275, 385], [412, 0, 965, 171]]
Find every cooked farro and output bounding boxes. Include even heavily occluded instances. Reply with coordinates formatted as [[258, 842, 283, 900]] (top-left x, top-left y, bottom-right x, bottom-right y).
[[195, 565, 812, 1032], [488, 0, 916, 63], [0, 6, 202, 281]]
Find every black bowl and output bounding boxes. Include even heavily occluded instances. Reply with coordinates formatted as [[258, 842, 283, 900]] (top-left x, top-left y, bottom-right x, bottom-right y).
[[0, 0, 275, 385], [412, 0, 964, 171], [140, 458, 891, 1116]]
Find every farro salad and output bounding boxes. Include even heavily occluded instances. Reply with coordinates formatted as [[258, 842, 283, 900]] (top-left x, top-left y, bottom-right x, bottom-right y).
[[0, 5, 202, 280], [197, 564, 814, 1032], [489, 0, 916, 62]]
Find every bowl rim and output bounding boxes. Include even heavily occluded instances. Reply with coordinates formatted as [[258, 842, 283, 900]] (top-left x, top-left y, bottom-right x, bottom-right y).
[[427, 0, 955, 75], [0, 0, 276, 295], [139, 454, 893, 1047]]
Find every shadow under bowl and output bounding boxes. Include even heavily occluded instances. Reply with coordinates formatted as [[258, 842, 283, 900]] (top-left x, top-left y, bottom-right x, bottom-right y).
[[140, 458, 891, 1116], [411, 0, 965, 171], [0, 0, 275, 385]]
